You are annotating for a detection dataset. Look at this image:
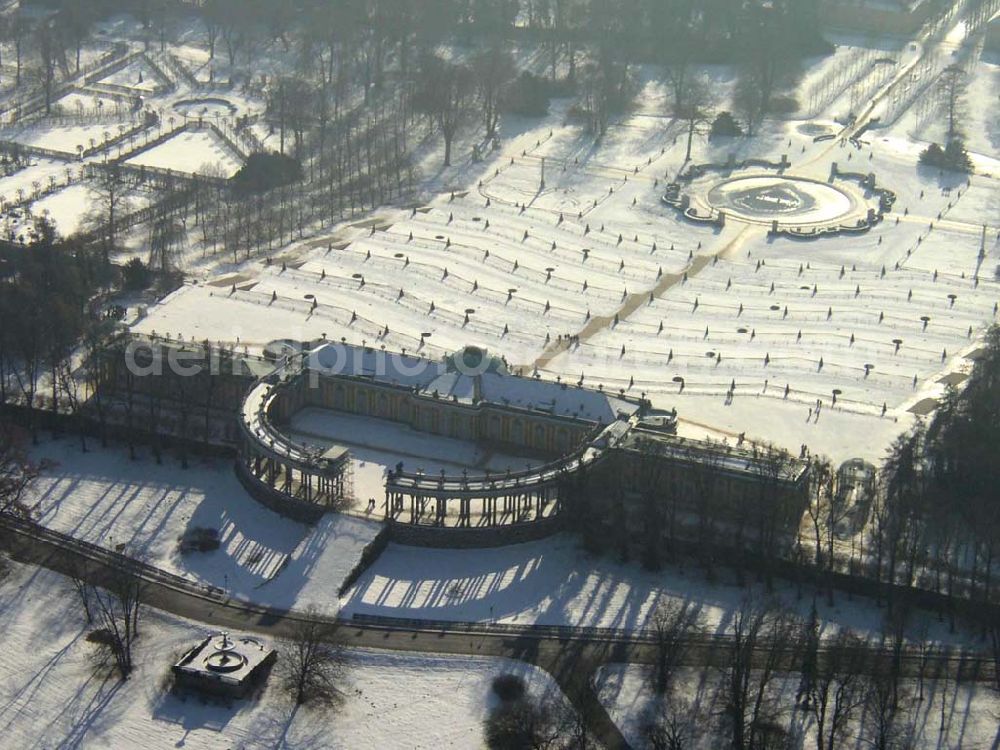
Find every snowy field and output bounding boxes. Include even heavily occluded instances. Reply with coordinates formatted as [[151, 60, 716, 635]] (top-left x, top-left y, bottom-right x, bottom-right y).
[[133, 99, 1000, 461], [97, 58, 168, 94], [25, 427, 538, 613], [0, 562, 566, 750], [110, 19, 999, 464], [27, 437, 381, 613], [340, 532, 988, 650], [0, 160, 71, 202], [53, 90, 129, 116], [25, 437, 992, 649], [124, 128, 244, 177], [596, 663, 1000, 750], [30, 183, 95, 236], [3, 121, 134, 155]]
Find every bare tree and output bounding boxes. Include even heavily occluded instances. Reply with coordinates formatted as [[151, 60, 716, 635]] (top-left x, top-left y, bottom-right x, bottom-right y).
[[860, 669, 911, 750], [87, 165, 132, 267], [807, 457, 834, 568], [7, 286, 45, 442], [282, 606, 345, 705], [750, 443, 797, 590], [937, 65, 967, 142], [81, 321, 116, 449], [88, 552, 145, 679], [642, 697, 694, 750], [0, 421, 40, 517], [55, 0, 93, 74], [809, 628, 868, 750], [807, 456, 854, 604], [416, 53, 473, 167], [34, 19, 63, 116], [675, 73, 715, 164], [723, 598, 797, 750], [881, 603, 910, 712], [69, 570, 94, 624], [202, 0, 224, 59], [649, 595, 701, 694], [147, 210, 185, 277], [55, 356, 87, 453], [3, 16, 34, 87], [472, 46, 516, 141], [484, 693, 583, 750]]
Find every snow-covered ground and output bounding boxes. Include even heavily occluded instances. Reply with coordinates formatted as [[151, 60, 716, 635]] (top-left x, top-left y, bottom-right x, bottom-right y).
[[25, 437, 989, 649], [340, 531, 988, 650], [25, 428, 539, 613], [30, 183, 95, 236], [27, 437, 381, 613], [103, 12, 996, 464], [0, 561, 567, 749], [124, 128, 243, 177], [288, 409, 539, 504], [97, 58, 168, 94], [596, 662, 1000, 749], [3, 121, 135, 155], [132, 100, 999, 462], [0, 160, 72, 203]]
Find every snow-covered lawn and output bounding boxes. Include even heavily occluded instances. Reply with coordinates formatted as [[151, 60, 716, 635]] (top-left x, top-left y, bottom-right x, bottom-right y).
[[0, 160, 72, 202], [124, 128, 243, 177], [27, 439, 989, 649], [53, 90, 130, 117], [132, 105, 999, 462], [30, 183, 94, 236], [97, 58, 168, 94], [0, 562, 566, 749], [26, 430, 537, 614], [340, 532, 984, 649], [28, 437, 381, 613], [596, 663, 1000, 749], [3, 121, 133, 155]]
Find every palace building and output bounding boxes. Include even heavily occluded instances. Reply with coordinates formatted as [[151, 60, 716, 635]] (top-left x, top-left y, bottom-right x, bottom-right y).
[[101, 335, 808, 548]]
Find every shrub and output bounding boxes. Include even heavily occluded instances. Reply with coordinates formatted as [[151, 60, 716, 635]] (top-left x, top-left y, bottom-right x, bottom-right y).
[[86, 628, 116, 646], [942, 138, 973, 172], [919, 139, 973, 173], [919, 142, 945, 167], [502, 72, 553, 117], [337, 524, 391, 596], [177, 527, 221, 553], [710, 111, 743, 139], [231, 152, 303, 195], [121, 257, 151, 291], [767, 95, 799, 115], [491, 673, 526, 703]]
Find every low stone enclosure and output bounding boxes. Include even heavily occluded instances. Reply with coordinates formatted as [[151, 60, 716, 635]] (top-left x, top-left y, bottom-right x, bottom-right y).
[[173, 632, 276, 699], [661, 156, 894, 240]]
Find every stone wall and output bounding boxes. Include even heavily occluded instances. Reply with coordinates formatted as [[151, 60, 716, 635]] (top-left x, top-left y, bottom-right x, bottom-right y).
[[233, 460, 325, 524], [298, 374, 594, 458], [818, 0, 934, 35], [387, 515, 565, 548]]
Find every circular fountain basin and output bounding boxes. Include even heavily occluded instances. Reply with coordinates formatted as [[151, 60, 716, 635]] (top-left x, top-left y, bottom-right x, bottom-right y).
[[706, 176, 857, 226]]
